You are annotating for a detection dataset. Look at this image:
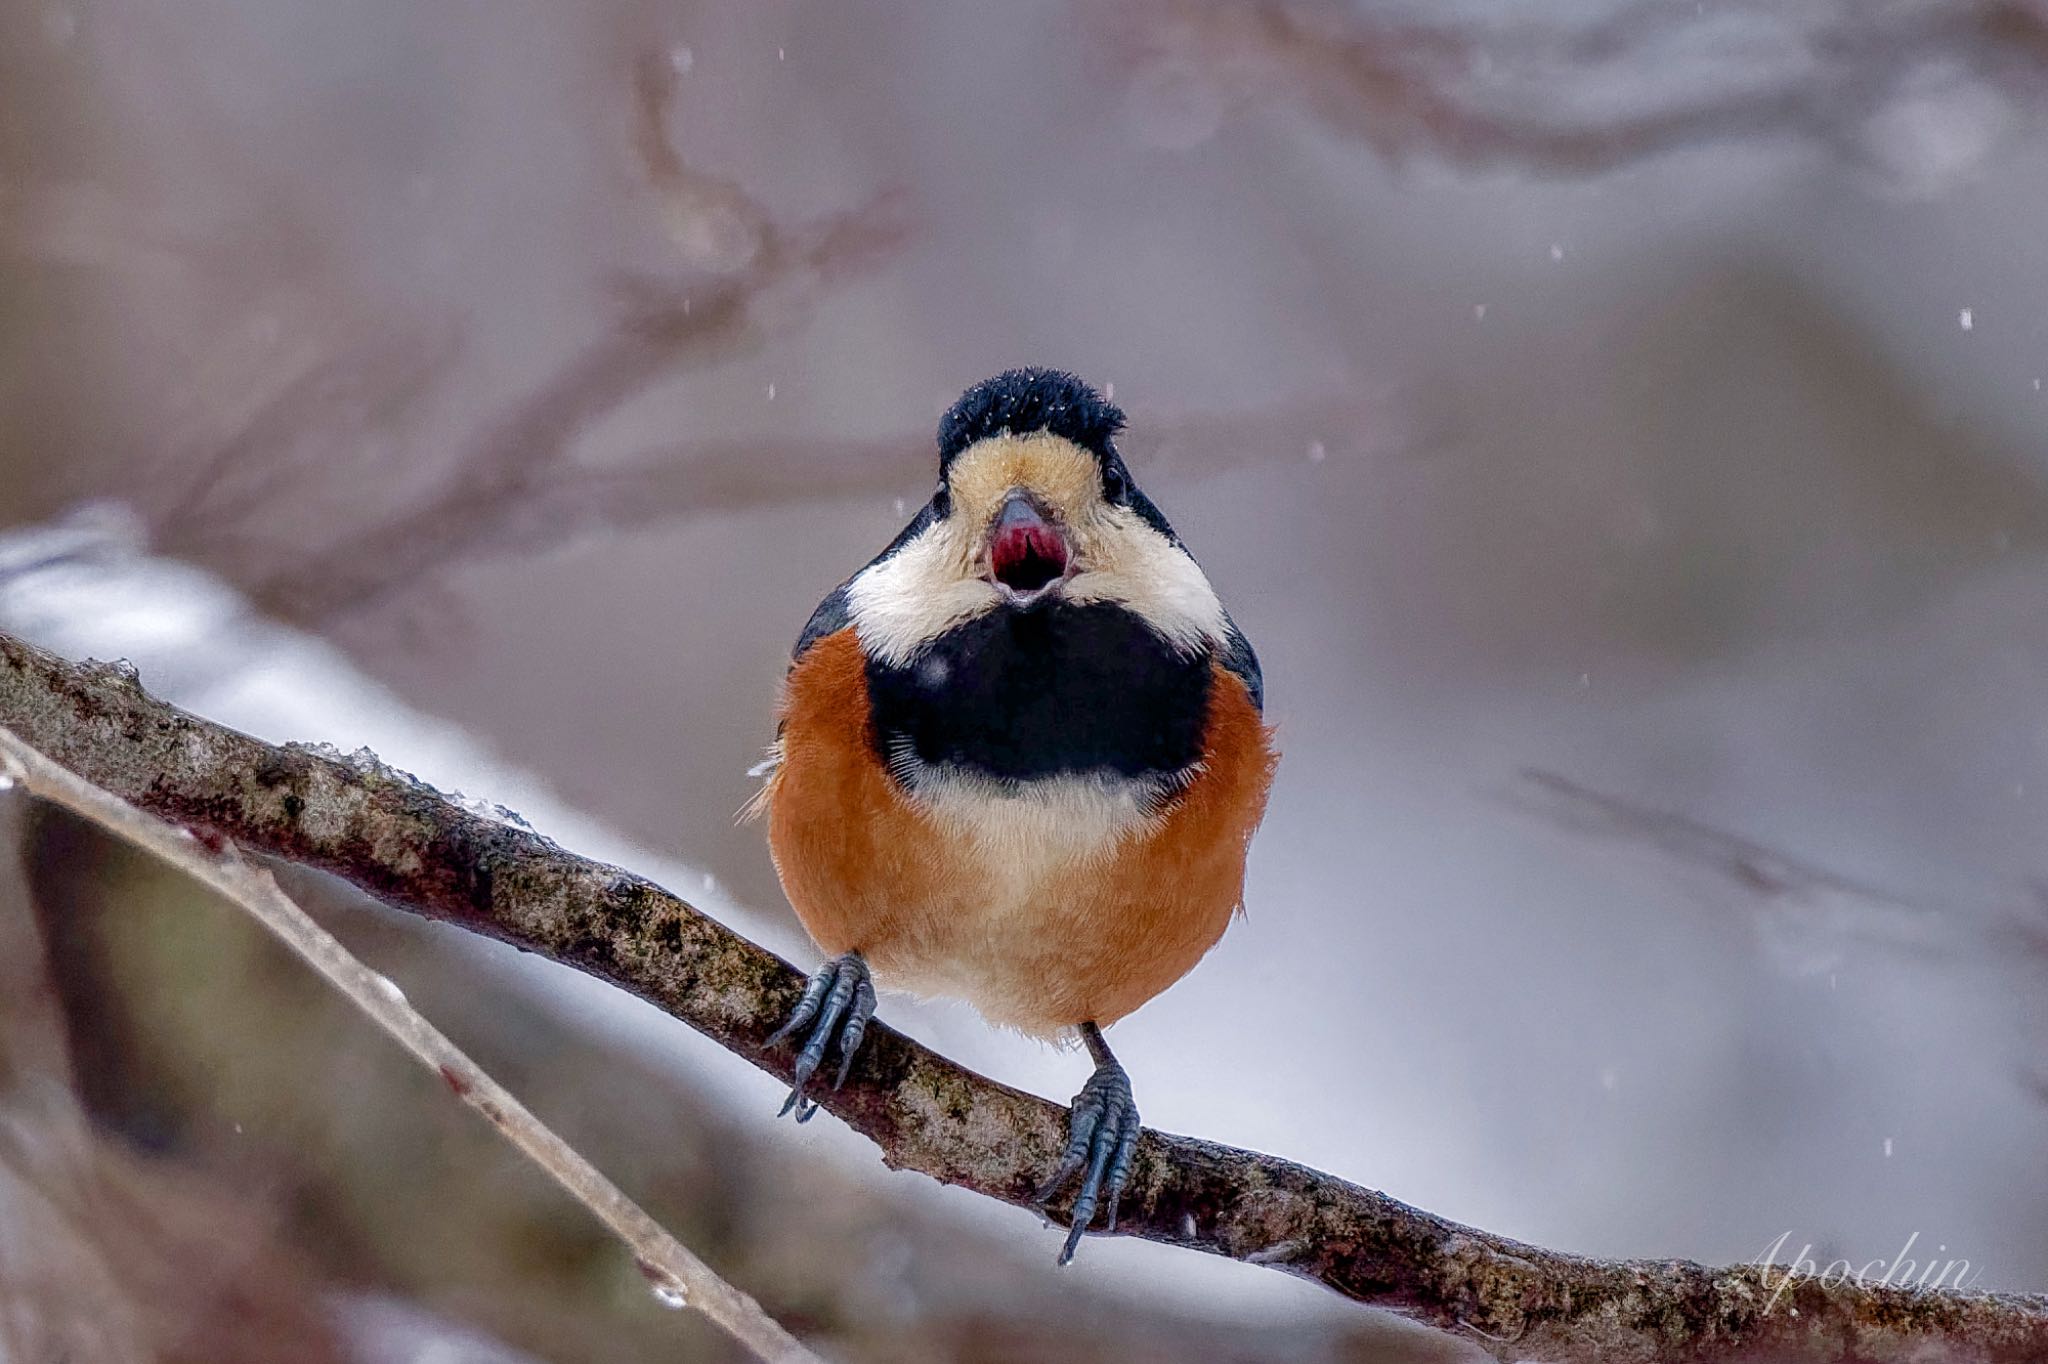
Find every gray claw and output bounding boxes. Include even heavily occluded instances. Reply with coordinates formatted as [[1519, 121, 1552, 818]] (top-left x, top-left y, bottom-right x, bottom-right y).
[[832, 977, 877, 1091], [1036, 1059, 1140, 1265], [769, 953, 875, 1121]]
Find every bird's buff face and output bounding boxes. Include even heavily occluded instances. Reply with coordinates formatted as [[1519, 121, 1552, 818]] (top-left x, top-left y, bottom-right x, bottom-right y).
[[845, 432, 1230, 667]]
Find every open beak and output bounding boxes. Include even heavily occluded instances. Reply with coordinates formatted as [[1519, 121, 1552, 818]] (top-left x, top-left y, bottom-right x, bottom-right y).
[[987, 490, 1070, 607]]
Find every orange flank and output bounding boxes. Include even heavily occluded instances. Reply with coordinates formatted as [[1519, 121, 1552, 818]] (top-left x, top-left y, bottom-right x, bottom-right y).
[[764, 628, 1276, 1038]]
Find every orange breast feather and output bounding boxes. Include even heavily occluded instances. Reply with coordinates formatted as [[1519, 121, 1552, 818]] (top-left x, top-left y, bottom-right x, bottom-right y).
[[765, 627, 1276, 1036]]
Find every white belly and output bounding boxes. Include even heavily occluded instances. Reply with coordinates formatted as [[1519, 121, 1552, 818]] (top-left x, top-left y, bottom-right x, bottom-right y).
[[877, 767, 1166, 1028]]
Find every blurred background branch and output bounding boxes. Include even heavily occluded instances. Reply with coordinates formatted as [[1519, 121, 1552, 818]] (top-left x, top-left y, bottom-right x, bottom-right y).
[[169, 51, 914, 627], [1102, 0, 2048, 184], [1514, 767, 1956, 957]]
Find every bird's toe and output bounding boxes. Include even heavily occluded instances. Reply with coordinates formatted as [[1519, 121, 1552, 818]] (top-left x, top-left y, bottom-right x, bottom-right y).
[[1039, 1060, 1140, 1265], [769, 952, 874, 1121]]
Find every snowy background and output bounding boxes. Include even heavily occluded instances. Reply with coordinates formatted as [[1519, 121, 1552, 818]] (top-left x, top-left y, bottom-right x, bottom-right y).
[[4, 0, 2048, 1359]]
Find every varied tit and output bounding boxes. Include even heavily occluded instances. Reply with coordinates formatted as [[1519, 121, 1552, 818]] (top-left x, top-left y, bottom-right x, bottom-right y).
[[755, 368, 1276, 1263]]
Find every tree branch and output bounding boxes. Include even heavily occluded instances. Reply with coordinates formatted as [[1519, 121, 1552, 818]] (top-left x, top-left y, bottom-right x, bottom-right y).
[[0, 726, 820, 1364], [4, 629, 2047, 1363]]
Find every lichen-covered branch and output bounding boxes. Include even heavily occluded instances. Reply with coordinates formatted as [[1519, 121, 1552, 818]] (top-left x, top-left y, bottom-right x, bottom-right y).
[[4, 629, 2046, 1363], [0, 726, 819, 1364]]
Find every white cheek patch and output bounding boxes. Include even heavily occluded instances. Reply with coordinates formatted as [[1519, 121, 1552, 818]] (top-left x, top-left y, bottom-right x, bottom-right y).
[[847, 496, 1229, 663], [845, 523, 998, 667], [1063, 510, 1229, 654]]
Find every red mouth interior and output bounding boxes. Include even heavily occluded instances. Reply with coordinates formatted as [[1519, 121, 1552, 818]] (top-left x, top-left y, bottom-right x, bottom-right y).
[[991, 520, 1068, 593]]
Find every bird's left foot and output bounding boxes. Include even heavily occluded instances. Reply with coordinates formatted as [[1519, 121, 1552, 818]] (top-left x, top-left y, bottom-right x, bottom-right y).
[[1034, 1032, 1141, 1265], [766, 951, 876, 1122]]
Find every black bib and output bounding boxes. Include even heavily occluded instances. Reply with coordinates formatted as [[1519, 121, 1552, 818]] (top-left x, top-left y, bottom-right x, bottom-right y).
[[865, 602, 1212, 785]]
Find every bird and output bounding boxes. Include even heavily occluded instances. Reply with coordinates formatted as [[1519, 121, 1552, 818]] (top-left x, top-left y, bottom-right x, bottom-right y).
[[753, 368, 1276, 1263]]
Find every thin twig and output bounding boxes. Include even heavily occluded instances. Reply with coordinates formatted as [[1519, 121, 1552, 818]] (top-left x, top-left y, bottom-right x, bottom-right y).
[[1514, 767, 1954, 954], [239, 52, 910, 628], [0, 725, 821, 1364]]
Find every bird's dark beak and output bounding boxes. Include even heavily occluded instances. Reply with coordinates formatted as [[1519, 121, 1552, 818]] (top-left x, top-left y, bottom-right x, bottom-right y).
[[988, 490, 1070, 606]]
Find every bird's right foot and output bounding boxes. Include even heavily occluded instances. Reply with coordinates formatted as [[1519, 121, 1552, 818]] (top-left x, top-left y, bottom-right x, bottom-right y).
[[1034, 1023, 1142, 1265], [766, 951, 876, 1122]]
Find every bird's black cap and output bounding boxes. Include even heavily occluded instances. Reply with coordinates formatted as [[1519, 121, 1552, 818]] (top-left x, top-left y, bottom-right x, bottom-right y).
[[937, 368, 1125, 471]]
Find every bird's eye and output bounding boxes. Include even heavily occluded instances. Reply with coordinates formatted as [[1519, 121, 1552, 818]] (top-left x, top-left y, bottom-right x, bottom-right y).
[[1101, 467, 1128, 502]]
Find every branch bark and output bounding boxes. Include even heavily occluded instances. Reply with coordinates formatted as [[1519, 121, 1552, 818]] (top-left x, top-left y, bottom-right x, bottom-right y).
[[4, 629, 2047, 1363], [0, 725, 819, 1364]]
